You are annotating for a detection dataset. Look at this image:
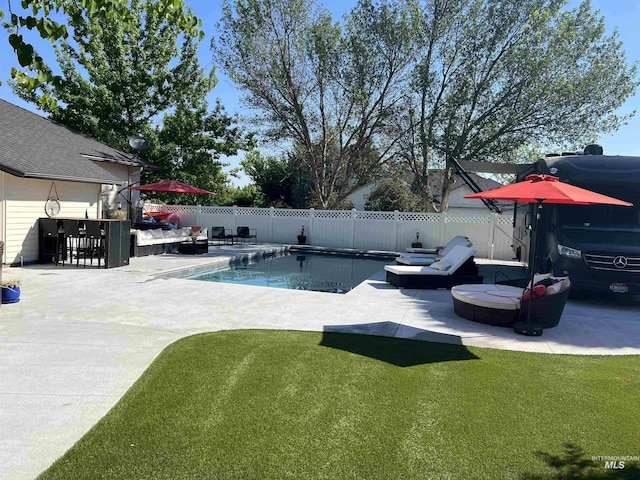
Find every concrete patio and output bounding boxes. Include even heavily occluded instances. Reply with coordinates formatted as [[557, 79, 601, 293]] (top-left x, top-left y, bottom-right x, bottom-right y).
[[1, 243, 639, 479]]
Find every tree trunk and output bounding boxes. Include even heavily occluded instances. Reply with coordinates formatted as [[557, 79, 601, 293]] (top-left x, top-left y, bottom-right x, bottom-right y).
[[439, 167, 457, 212]]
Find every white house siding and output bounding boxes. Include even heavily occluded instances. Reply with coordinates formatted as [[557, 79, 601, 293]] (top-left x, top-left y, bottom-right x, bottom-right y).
[[3, 175, 100, 264]]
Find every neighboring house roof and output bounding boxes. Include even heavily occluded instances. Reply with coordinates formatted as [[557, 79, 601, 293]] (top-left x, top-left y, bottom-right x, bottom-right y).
[[0, 99, 145, 185], [349, 170, 511, 211]]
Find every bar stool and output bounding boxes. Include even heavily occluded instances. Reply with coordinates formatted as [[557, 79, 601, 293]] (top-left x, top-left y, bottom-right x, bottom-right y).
[[61, 219, 81, 267], [82, 220, 105, 267], [40, 218, 64, 265]]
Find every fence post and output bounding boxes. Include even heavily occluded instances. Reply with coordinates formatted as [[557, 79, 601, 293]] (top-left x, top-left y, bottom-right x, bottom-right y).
[[351, 208, 357, 248], [309, 208, 315, 244], [269, 207, 274, 243], [439, 212, 447, 245], [394, 210, 399, 251], [233, 205, 238, 231], [489, 213, 497, 260]]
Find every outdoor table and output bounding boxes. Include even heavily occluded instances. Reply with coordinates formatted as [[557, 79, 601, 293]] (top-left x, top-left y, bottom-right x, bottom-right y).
[[38, 218, 131, 268]]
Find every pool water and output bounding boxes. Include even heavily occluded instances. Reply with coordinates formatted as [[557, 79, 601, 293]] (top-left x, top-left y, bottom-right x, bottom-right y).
[[185, 252, 394, 293]]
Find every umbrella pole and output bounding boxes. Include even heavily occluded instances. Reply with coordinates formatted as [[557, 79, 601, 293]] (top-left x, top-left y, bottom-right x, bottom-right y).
[[514, 200, 544, 336]]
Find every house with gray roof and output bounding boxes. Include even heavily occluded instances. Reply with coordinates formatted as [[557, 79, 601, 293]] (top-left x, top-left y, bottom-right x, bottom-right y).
[[0, 99, 146, 265]]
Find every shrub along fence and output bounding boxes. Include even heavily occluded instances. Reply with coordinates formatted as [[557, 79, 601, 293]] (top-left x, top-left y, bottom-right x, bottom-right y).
[[146, 205, 516, 260]]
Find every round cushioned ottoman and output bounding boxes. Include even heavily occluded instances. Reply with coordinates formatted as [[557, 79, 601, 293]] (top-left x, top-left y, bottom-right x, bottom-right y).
[[451, 284, 524, 327]]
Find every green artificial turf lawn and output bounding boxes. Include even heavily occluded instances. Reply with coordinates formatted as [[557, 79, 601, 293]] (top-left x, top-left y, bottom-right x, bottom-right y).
[[39, 331, 640, 480]]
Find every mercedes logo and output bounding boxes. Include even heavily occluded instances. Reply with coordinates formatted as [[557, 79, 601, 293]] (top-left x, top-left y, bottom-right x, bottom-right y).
[[613, 256, 628, 269]]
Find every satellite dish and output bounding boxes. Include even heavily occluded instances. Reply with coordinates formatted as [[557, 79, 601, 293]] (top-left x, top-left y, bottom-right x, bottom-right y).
[[129, 135, 149, 152]]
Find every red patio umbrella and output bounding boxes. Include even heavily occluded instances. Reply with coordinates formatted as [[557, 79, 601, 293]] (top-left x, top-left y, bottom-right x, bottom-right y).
[[127, 180, 215, 195], [465, 174, 633, 335]]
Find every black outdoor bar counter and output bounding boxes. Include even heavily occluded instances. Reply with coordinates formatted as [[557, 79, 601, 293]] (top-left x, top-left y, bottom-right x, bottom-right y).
[[38, 218, 131, 268]]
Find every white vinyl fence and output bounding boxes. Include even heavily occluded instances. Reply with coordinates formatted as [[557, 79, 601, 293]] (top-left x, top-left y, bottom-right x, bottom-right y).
[[146, 205, 516, 260]]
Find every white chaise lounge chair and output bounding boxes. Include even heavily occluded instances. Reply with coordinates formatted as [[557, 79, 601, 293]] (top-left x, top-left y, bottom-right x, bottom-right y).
[[397, 235, 473, 265], [385, 245, 482, 289]]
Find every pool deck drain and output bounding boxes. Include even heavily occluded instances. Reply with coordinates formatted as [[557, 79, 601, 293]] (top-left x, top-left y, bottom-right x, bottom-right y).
[[1, 243, 639, 479]]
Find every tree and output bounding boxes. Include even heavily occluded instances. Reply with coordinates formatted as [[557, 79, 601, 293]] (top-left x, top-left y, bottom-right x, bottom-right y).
[[394, 0, 638, 211], [2, 0, 201, 101], [214, 0, 420, 209], [143, 99, 255, 205], [11, 0, 205, 148], [365, 177, 428, 212], [241, 151, 313, 208], [9, 0, 254, 202]]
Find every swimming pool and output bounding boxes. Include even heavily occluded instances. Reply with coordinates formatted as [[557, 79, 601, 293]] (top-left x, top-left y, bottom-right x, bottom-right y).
[[178, 252, 394, 293]]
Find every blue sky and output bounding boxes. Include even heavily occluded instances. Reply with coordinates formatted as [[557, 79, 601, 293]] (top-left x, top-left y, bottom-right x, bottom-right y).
[[2, 0, 639, 187]]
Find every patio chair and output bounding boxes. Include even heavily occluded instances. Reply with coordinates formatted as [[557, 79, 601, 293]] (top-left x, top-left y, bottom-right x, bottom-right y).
[[405, 235, 472, 254], [210, 226, 232, 245], [39, 218, 64, 265], [62, 219, 82, 267], [397, 236, 473, 265], [235, 226, 257, 244], [451, 277, 571, 331], [385, 245, 482, 289], [78, 220, 105, 268]]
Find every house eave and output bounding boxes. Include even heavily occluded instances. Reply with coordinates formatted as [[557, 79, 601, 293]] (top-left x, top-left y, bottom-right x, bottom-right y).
[[2, 167, 126, 185]]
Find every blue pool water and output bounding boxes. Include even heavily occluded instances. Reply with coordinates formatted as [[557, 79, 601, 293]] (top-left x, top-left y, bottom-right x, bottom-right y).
[[183, 252, 394, 293]]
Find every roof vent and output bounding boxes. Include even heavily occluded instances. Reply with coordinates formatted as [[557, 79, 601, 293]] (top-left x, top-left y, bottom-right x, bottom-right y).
[[583, 144, 603, 155]]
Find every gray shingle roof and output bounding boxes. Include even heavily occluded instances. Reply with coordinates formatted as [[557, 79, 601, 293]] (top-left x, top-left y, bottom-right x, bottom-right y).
[[0, 99, 145, 185]]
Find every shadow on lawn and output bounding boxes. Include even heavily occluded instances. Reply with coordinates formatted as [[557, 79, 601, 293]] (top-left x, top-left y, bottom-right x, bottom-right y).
[[319, 328, 479, 367], [522, 443, 640, 479]]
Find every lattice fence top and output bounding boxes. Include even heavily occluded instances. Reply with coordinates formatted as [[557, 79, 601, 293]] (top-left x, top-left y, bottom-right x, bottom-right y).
[[313, 210, 352, 219], [355, 211, 395, 220], [199, 206, 234, 215], [146, 204, 197, 214], [146, 204, 511, 225], [237, 207, 270, 216], [398, 213, 441, 222], [273, 209, 311, 218], [446, 215, 490, 224]]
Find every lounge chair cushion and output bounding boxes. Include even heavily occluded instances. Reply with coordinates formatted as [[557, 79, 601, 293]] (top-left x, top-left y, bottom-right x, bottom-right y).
[[429, 259, 453, 271], [451, 284, 524, 310], [396, 256, 437, 266], [385, 264, 450, 276], [385, 246, 476, 277], [545, 283, 562, 295], [405, 235, 472, 255]]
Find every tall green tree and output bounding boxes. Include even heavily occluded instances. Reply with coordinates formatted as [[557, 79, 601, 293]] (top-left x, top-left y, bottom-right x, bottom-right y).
[[214, 0, 420, 209], [3, 0, 201, 101], [144, 99, 255, 205], [9, 0, 254, 200], [11, 0, 206, 149], [241, 151, 312, 207], [395, 0, 638, 210], [215, 0, 637, 212]]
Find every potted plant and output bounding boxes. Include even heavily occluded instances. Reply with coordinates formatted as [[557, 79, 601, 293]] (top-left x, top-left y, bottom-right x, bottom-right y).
[[1, 279, 22, 304], [110, 209, 126, 220], [297, 225, 307, 245], [411, 232, 423, 248]]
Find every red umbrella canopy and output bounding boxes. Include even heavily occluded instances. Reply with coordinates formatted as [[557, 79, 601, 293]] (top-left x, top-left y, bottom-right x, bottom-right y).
[[465, 174, 633, 206], [128, 180, 215, 195]]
